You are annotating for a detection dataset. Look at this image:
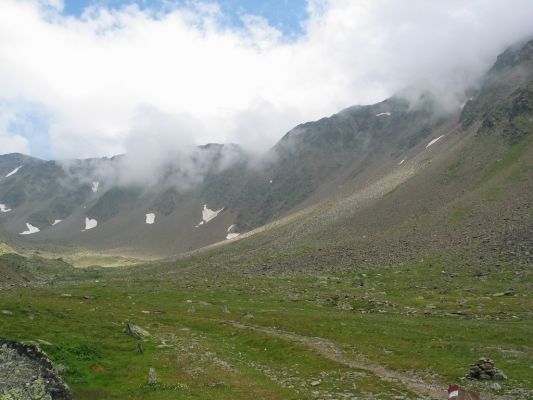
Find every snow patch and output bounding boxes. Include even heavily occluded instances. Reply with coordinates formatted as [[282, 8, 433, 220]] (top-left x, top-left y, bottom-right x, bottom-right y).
[[5, 166, 22, 177], [460, 97, 474, 109], [51, 219, 62, 225], [375, 112, 391, 117], [83, 217, 97, 231], [91, 181, 99, 192], [196, 204, 224, 227], [226, 224, 240, 240], [145, 213, 155, 224], [398, 159, 406, 165], [0, 203, 11, 212], [20, 223, 39, 235], [269, 179, 273, 184], [426, 135, 445, 148]]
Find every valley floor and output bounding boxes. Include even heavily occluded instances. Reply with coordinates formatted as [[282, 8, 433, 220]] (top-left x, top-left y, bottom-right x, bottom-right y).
[[0, 253, 531, 399]]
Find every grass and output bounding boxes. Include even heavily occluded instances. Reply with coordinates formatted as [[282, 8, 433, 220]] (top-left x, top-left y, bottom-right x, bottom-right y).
[[0, 242, 17, 255], [477, 135, 531, 187], [0, 253, 531, 399]]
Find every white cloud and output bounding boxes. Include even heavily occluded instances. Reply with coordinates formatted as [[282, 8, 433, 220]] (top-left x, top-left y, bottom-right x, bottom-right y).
[[0, 108, 31, 154], [0, 134, 30, 154], [0, 0, 532, 159]]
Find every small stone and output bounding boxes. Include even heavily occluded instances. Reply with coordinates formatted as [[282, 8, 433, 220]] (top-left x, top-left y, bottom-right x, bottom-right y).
[[148, 368, 157, 385], [493, 370, 507, 380], [481, 362, 494, 371], [1, 310, 13, 315], [310, 380, 321, 387], [487, 382, 501, 390], [479, 372, 492, 380]]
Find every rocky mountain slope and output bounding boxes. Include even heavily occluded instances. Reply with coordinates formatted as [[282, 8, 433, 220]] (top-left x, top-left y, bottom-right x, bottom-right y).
[[0, 39, 531, 258]]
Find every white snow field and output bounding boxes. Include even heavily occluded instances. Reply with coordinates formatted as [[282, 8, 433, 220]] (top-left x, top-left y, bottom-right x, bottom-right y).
[[83, 217, 98, 231], [0, 204, 11, 212], [92, 181, 100, 192], [20, 223, 40, 235], [145, 213, 155, 224], [375, 112, 391, 117], [196, 204, 224, 227], [52, 219, 62, 225], [5, 166, 22, 177], [426, 135, 445, 148]]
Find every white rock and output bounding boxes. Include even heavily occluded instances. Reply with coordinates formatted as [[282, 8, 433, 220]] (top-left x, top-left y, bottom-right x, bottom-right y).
[[227, 224, 236, 232], [398, 158, 405, 165], [145, 213, 155, 224], [91, 181, 99, 192], [0, 203, 11, 212], [51, 219, 62, 225], [83, 217, 97, 231], [226, 233, 240, 240], [375, 112, 391, 117], [5, 166, 22, 178], [20, 223, 40, 235], [426, 135, 445, 148]]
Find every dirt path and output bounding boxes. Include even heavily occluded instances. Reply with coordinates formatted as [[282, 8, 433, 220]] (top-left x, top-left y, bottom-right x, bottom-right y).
[[224, 320, 447, 399]]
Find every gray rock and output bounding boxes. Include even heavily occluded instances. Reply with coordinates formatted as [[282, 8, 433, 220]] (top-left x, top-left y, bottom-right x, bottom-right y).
[[493, 370, 507, 380], [148, 368, 157, 385], [126, 323, 150, 339], [0, 339, 72, 399]]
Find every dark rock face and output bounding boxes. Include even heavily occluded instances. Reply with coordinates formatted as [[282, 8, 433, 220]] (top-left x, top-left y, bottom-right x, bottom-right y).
[[0, 339, 72, 399], [466, 357, 507, 381]]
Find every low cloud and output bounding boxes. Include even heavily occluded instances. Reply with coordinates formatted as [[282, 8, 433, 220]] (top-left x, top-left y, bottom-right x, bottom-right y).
[[0, 0, 532, 163]]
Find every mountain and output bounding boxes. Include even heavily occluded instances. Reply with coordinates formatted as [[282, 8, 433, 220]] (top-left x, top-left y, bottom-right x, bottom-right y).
[[0, 39, 531, 400], [0, 39, 532, 260]]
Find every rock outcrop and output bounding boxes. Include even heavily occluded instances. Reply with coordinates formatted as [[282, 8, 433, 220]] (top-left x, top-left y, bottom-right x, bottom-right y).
[[0, 339, 72, 399]]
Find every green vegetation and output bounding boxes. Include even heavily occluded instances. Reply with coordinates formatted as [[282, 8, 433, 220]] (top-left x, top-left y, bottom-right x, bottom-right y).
[[0, 252, 531, 399], [477, 135, 531, 187], [0, 242, 16, 255]]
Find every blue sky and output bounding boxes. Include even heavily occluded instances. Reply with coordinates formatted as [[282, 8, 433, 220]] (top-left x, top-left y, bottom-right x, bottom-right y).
[[62, 0, 309, 36]]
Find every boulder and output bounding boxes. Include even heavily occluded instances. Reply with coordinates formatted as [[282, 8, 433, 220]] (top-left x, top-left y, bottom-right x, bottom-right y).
[[0, 339, 72, 399], [126, 323, 150, 339]]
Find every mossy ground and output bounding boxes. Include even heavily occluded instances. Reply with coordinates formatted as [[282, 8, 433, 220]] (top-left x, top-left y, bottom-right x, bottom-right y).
[[0, 253, 531, 399]]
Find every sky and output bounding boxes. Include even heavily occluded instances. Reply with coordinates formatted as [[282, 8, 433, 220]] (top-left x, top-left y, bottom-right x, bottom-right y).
[[1, 0, 533, 160]]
